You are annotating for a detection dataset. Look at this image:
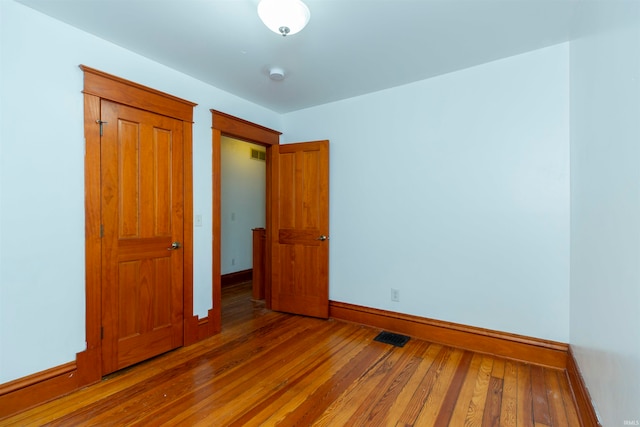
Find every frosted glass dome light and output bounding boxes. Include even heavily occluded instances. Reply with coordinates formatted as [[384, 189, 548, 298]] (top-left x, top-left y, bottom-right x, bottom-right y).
[[258, 0, 311, 37]]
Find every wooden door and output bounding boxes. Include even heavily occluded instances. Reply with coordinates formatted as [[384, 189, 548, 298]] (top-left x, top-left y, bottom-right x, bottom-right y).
[[270, 140, 330, 318], [100, 100, 184, 374]]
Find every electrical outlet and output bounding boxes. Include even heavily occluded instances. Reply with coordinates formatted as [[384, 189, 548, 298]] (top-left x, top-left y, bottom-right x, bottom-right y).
[[194, 214, 202, 227], [231, 258, 236, 266], [391, 288, 400, 302]]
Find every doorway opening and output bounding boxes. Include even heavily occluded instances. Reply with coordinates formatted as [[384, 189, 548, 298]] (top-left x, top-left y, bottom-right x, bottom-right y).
[[210, 110, 330, 330], [210, 110, 281, 334], [220, 136, 267, 325]]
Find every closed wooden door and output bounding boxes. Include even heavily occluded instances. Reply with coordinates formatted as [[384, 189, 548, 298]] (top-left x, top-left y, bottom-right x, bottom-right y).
[[100, 100, 184, 374], [270, 140, 329, 318]]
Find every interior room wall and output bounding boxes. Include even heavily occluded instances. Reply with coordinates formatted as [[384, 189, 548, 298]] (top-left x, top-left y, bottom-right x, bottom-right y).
[[220, 137, 266, 275], [282, 43, 571, 343], [569, 2, 640, 424], [0, 0, 280, 383], [6, 4, 638, 423]]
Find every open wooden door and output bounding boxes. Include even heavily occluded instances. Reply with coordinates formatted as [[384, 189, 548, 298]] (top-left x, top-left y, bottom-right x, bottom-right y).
[[270, 140, 330, 318]]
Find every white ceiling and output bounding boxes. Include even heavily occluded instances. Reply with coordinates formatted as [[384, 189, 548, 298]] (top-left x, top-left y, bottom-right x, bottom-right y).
[[16, 0, 576, 113]]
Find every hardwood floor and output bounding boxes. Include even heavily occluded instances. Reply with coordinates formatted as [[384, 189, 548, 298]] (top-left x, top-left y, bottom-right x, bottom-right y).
[[2, 282, 580, 426]]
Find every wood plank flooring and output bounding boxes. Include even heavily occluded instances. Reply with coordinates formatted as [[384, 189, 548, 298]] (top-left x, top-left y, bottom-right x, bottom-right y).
[[1, 282, 580, 426]]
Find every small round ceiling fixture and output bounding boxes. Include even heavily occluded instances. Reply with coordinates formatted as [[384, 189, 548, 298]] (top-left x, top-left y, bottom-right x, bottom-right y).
[[269, 67, 285, 81]]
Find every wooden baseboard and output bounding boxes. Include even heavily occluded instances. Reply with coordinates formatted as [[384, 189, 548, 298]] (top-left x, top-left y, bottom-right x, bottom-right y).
[[221, 269, 252, 287], [2, 307, 220, 420], [566, 346, 601, 426], [2, 301, 599, 422], [0, 348, 97, 420], [329, 301, 569, 369], [184, 308, 219, 346]]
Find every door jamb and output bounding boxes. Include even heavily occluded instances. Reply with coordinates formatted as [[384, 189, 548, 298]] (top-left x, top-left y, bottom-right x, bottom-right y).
[[210, 110, 281, 331]]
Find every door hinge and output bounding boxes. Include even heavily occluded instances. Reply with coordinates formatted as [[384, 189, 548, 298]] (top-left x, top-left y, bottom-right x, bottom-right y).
[[100, 224, 104, 238], [96, 119, 108, 136], [101, 326, 104, 340]]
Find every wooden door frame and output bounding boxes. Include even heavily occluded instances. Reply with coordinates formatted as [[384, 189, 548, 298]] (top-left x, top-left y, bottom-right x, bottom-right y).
[[210, 110, 281, 331], [82, 65, 197, 380]]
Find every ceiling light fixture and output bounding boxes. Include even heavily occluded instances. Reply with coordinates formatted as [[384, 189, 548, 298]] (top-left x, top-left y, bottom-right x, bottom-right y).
[[257, 0, 310, 37]]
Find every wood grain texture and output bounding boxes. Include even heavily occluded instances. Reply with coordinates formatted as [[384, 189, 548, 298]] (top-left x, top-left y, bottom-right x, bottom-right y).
[[1, 283, 581, 426], [210, 109, 281, 145], [271, 141, 330, 319], [330, 300, 569, 369], [221, 269, 253, 287], [81, 65, 196, 122], [100, 101, 184, 375], [566, 347, 602, 426], [181, 120, 197, 344], [211, 127, 223, 336], [83, 92, 103, 367], [82, 66, 196, 382], [252, 228, 266, 299], [0, 363, 80, 419]]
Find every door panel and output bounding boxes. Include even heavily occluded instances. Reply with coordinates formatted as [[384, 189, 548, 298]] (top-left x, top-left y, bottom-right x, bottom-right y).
[[271, 141, 329, 318], [101, 100, 184, 374]]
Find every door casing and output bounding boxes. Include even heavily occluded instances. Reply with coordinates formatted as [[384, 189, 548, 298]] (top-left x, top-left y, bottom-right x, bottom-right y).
[[210, 110, 281, 331], [83, 65, 196, 378]]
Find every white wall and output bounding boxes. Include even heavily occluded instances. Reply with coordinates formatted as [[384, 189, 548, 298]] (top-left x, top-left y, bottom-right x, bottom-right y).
[[9, 7, 637, 423], [221, 137, 266, 275], [0, 0, 280, 383], [570, 2, 640, 425], [283, 44, 570, 342]]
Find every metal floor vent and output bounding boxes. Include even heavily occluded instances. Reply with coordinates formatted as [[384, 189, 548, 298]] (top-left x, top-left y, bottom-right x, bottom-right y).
[[374, 331, 410, 347]]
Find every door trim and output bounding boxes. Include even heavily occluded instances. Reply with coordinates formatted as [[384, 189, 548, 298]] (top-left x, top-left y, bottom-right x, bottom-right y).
[[210, 110, 281, 332], [82, 65, 196, 377]]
